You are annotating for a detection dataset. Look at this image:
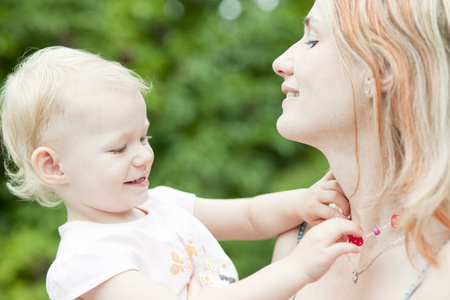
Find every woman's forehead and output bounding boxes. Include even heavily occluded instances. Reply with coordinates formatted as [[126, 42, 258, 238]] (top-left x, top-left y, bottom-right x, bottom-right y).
[[305, 1, 327, 31]]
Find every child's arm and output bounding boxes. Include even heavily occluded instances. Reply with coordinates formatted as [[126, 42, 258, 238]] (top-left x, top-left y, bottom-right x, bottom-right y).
[[81, 218, 362, 300], [194, 171, 350, 241]]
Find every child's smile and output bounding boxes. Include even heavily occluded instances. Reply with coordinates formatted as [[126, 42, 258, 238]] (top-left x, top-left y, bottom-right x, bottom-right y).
[[55, 84, 154, 223]]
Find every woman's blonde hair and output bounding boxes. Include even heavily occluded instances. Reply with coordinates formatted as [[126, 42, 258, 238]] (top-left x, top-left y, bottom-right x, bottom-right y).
[[0, 46, 151, 207], [322, 0, 450, 265]]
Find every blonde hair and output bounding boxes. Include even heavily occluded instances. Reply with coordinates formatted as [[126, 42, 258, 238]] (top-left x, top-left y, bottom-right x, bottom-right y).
[[0, 46, 151, 207], [322, 0, 450, 265]]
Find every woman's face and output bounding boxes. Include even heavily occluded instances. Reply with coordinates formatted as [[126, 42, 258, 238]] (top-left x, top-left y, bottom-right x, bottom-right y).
[[272, 1, 365, 150]]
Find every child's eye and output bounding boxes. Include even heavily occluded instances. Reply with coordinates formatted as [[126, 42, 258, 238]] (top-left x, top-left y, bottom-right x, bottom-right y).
[[140, 136, 152, 144], [111, 145, 127, 154]]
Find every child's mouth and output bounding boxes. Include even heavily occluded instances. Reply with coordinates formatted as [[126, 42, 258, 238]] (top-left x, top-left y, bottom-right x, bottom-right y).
[[125, 177, 147, 184]]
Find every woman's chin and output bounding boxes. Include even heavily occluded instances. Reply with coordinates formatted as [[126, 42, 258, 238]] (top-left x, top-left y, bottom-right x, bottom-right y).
[[276, 117, 303, 142], [276, 118, 321, 149]]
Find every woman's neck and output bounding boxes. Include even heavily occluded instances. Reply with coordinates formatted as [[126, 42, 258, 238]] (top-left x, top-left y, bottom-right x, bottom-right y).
[[321, 134, 450, 269], [323, 142, 399, 235]]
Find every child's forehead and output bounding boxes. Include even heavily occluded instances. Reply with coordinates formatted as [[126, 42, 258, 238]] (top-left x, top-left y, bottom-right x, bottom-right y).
[[68, 81, 145, 110], [61, 80, 143, 107], [50, 83, 148, 142]]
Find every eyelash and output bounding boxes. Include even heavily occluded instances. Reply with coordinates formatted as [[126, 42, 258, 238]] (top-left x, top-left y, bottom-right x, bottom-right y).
[[305, 40, 318, 48], [112, 145, 127, 154], [111, 136, 152, 154], [141, 136, 152, 144]]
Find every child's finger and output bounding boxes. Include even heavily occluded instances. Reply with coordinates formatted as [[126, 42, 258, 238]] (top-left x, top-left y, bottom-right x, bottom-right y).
[[327, 242, 361, 258], [321, 180, 345, 196], [316, 219, 363, 244], [330, 198, 350, 218], [318, 170, 335, 183], [314, 204, 349, 221], [318, 190, 350, 217]]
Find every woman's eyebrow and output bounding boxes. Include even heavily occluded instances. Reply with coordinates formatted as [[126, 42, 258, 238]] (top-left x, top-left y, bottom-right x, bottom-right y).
[[304, 17, 311, 27], [304, 16, 321, 31]]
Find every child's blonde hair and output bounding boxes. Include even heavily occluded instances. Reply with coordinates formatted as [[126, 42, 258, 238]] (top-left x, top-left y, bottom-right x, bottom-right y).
[[321, 0, 450, 265], [0, 46, 151, 207]]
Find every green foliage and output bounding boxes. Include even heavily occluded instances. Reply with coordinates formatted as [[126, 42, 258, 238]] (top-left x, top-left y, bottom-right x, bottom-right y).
[[0, 0, 327, 298]]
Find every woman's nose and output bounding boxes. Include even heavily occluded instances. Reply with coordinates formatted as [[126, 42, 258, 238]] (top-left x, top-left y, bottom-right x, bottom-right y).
[[272, 48, 295, 78]]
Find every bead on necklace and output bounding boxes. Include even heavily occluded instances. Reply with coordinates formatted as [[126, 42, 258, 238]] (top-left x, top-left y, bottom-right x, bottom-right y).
[[347, 236, 405, 283], [347, 214, 400, 247]]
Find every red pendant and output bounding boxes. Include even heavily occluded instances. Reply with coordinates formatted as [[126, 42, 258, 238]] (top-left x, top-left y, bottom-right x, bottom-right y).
[[348, 235, 364, 246], [391, 214, 400, 228]]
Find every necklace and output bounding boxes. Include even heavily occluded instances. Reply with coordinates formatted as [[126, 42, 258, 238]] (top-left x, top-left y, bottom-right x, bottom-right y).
[[346, 235, 405, 283], [347, 214, 400, 246], [345, 214, 403, 283]]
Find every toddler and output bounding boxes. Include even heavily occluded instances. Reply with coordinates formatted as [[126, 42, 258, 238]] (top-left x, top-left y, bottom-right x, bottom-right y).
[[0, 46, 361, 300]]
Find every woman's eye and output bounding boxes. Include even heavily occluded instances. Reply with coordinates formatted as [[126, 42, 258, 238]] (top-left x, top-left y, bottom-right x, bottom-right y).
[[112, 145, 127, 154], [305, 40, 318, 48], [305, 34, 319, 48]]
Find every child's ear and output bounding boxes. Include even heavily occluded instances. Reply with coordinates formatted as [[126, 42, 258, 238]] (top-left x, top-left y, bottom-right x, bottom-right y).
[[31, 147, 66, 185]]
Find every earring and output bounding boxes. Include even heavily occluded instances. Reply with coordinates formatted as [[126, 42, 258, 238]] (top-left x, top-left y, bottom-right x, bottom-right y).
[[365, 87, 371, 95]]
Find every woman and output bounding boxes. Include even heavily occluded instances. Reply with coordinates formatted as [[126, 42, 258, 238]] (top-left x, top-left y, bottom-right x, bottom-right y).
[[271, 0, 450, 299]]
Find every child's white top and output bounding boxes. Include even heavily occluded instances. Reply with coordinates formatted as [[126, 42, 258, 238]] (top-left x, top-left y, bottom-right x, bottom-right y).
[[46, 186, 238, 300]]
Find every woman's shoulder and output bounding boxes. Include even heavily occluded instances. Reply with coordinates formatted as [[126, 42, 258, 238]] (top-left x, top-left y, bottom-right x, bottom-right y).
[[410, 239, 450, 299]]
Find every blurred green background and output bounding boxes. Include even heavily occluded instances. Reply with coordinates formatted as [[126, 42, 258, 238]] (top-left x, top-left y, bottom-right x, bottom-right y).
[[0, 0, 330, 298]]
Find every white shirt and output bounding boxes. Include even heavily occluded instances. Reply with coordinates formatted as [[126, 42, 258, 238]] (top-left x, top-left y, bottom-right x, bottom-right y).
[[46, 186, 238, 300]]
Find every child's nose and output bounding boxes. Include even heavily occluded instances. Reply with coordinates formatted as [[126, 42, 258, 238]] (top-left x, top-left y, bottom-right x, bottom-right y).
[[133, 146, 154, 168]]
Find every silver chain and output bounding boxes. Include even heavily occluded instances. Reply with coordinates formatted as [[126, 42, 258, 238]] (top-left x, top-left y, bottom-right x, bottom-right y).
[[346, 236, 406, 283]]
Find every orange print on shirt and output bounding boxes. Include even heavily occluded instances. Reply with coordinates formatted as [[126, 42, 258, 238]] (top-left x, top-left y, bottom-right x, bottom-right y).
[[170, 251, 185, 275]]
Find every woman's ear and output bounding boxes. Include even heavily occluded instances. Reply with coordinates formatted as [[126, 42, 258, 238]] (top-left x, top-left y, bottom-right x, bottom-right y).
[[380, 69, 394, 93], [31, 147, 66, 185], [364, 69, 394, 96]]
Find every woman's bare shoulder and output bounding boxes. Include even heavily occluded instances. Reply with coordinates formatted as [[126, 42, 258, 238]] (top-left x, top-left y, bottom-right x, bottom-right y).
[[412, 239, 450, 299]]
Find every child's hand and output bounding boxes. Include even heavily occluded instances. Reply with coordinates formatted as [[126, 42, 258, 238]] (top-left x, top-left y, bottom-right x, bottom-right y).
[[187, 276, 203, 299], [288, 218, 362, 283], [298, 171, 350, 226]]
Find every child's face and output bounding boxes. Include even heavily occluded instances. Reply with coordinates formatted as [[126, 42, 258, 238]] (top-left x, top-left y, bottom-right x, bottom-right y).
[[54, 84, 154, 222]]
